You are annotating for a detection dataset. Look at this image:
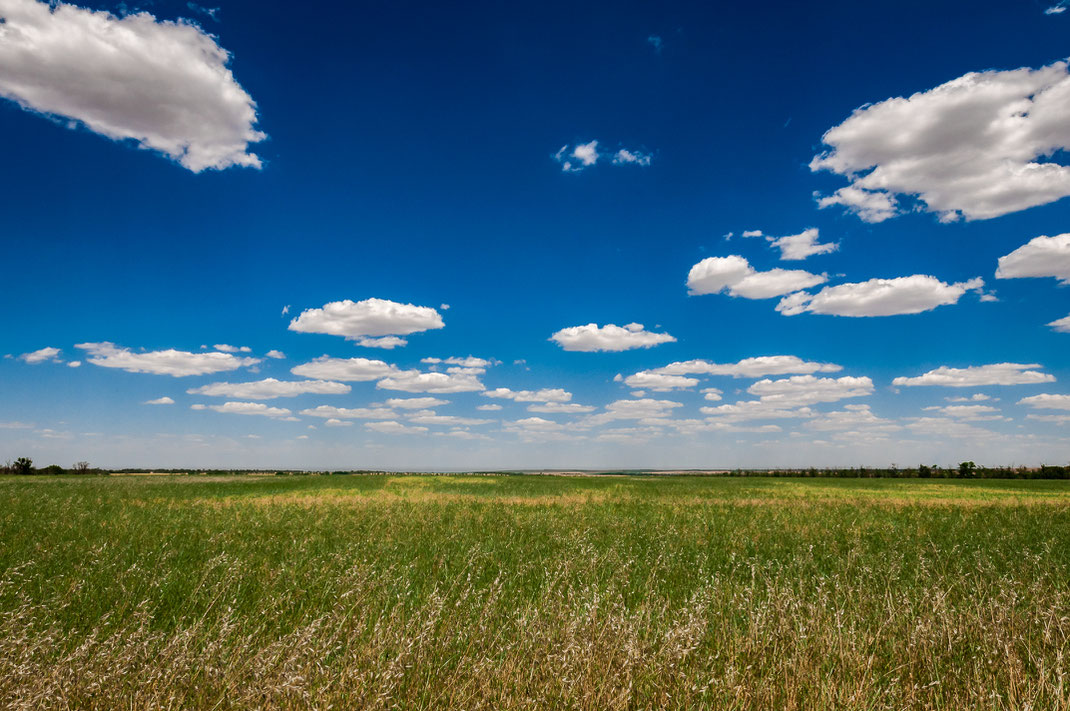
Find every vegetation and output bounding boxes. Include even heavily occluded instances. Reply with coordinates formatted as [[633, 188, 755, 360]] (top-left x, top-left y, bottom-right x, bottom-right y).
[[1, 474, 1069, 709], [6, 459, 1070, 478]]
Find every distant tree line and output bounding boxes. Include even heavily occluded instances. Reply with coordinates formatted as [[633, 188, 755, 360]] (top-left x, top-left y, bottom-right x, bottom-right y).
[[0, 459, 103, 476], [735, 462, 1070, 479], [4, 460, 1070, 479]]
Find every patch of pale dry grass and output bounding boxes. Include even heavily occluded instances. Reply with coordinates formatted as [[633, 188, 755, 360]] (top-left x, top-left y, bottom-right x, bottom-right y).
[[2, 555, 1069, 710]]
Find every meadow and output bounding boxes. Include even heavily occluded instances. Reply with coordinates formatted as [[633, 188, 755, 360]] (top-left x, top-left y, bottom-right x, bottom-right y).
[[1, 474, 1069, 710]]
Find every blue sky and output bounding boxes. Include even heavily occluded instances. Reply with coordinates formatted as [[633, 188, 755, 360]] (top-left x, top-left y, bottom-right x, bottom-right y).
[[2, 0, 1070, 469]]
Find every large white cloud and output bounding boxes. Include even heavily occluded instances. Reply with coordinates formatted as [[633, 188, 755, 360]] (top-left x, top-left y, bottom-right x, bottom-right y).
[[893, 363, 1055, 387], [1018, 393, 1070, 410], [745, 375, 874, 406], [290, 356, 399, 382], [187, 378, 350, 399], [288, 298, 444, 342], [376, 370, 484, 393], [651, 355, 842, 379], [687, 255, 826, 298], [812, 60, 1070, 222], [549, 323, 675, 352], [996, 234, 1070, 284], [777, 275, 984, 317], [18, 346, 60, 364], [1049, 315, 1070, 333], [76, 342, 259, 376], [482, 387, 572, 403], [0, 0, 264, 172]]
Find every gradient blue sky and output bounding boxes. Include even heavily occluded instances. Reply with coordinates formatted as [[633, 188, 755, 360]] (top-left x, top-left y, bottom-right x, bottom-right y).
[[2, 0, 1070, 469]]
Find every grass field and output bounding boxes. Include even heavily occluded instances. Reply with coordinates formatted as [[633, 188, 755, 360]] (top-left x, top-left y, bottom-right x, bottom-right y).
[[2, 474, 1070, 710]]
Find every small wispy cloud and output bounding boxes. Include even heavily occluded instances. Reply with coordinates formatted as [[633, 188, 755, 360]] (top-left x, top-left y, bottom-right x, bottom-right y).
[[554, 141, 653, 172]]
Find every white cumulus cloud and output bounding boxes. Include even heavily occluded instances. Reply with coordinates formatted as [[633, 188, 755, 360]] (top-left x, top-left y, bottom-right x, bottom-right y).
[[893, 363, 1055, 387], [812, 60, 1070, 222], [996, 233, 1070, 284], [76, 342, 259, 376], [299, 405, 397, 420], [407, 414, 492, 427], [384, 397, 449, 409], [355, 336, 408, 349], [617, 371, 699, 391], [144, 396, 174, 405], [365, 420, 428, 435], [766, 228, 839, 261], [922, 404, 1003, 421], [18, 346, 61, 364], [745, 375, 874, 406], [290, 356, 399, 382], [376, 370, 484, 393], [0, 0, 264, 172], [187, 378, 350, 399], [1049, 315, 1070, 333], [585, 398, 684, 425], [205, 402, 292, 418], [1018, 393, 1070, 410], [651, 355, 842, 379], [288, 298, 444, 342], [700, 400, 814, 422], [482, 388, 572, 403], [526, 402, 596, 414], [687, 255, 826, 298], [777, 275, 984, 317], [550, 323, 675, 352]]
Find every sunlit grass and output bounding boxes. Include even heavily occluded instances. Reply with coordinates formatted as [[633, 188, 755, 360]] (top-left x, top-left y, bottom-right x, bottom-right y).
[[2, 474, 1069, 709]]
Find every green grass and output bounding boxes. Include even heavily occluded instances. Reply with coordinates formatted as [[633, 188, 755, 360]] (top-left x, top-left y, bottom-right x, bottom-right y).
[[2, 474, 1070, 709]]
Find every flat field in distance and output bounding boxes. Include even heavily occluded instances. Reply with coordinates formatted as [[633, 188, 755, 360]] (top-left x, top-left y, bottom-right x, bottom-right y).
[[2, 474, 1070, 710]]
